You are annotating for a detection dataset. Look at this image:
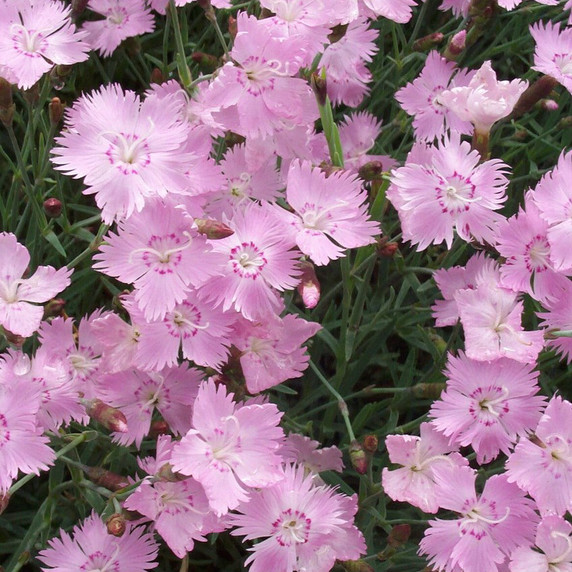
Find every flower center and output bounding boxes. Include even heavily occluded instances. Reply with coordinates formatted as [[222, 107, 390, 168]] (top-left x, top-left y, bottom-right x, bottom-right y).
[[230, 242, 267, 279], [525, 235, 551, 272], [436, 172, 479, 214], [554, 53, 572, 76], [11, 24, 46, 56], [130, 232, 193, 273], [103, 132, 151, 175], [272, 509, 311, 546], [107, 8, 128, 26], [167, 302, 209, 339]]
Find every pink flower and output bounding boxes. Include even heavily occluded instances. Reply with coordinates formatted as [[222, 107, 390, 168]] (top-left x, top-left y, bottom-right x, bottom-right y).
[[382, 422, 468, 513], [419, 466, 537, 572], [51, 84, 193, 223], [395, 51, 474, 141], [199, 203, 301, 321], [0, 0, 89, 90], [229, 464, 366, 572], [530, 21, 572, 95], [510, 516, 572, 571], [0, 233, 72, 338], [279, 160, 379, 265], [506, 395, 572, 516], [93, 200, 223, 321], [429, 352, 545, 464], [37, 513, 158, 571], [232, 313, 321, 393], [99, 363, 202, 447], [170, 379, 285, 515], [538, 282, 572, 363], [0, 381, 54, 492], [281, 433, 344, 474], [359, 0, 417, 23], [438, 61, 528, 133], [83, 0, 154, 57], [387, 135, 508, 250]]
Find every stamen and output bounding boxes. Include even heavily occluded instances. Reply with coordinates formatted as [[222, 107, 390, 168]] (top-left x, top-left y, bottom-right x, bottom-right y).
[[465, 506, 510, 525], [549, 530, 572, 565]]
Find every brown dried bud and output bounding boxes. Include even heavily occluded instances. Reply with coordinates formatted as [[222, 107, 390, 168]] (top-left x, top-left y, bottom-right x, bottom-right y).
[[83, 398, 128, 433], [297, 260, 320, 309], [311, 72, 327, 107], [228, 15, 238, 39], [106, 513, 126, 537], [362, 434, 378, 454], [1, 327, 25, 347], [412, 32, 444, 52], [540, 98, 559, 111], [83, 466, 130, 491], [156, 462, 187, 482], [376, 237, 398, 258], [48, 97, 64, 125], [191, 51, 219, 71], [349, 440, 368, 474], [225, 131, 246, 148], [194, 218, 234, 239], [511, 75, 558, 120], [43, 197, 63, 218], [150, 67, 165, 85], [410, 382, 446, 399], [43, 298, 66, 319], [328, 23, 348, 44], [358, 160, 384, 182], [388, 524, 411, 548], [339, 559, 375, 572], [558, 116, 572, 129], [149, 419, 170, 438]]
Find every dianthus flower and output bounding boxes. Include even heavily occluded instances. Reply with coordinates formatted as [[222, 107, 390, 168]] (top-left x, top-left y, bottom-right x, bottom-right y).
[[0, 233, 72, 338], [278, 160, 379, 265], [382, 422, 468, 513], [506, 395, 572, 516], [82, 0, 154, 57], [0, 0, 89, 89], [37, 513, 158, 572], [51, 84, 193, 223], [429, 352, 545, 464], [510, 516, 572, 572], [359, 0, 417, 23], [419, 466, 537, 572], [280, 433, 344, 474], [438, 61, 528, 134], [170, 379, 285, 515], [538, 282, 572, 363], [230, 464, 366, 572], [395, 51, 474, 141], [199, 203, 301, 321], [387, 136, 508, 250]]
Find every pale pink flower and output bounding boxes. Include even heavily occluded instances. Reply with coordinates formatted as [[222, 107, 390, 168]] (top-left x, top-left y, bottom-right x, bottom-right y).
[[395, 51, 474, 141], [457, 282, 545, 363], [0, 382, 54, 491], [170, 379, 285, 515], [359, 0, 417, 23], [199, 203, 301, 321], [279, 160, 379, 265], [419, 466, 537, 572], [387, 135, 508, 250], [0, 0, 89, 90], [432, 252, 501, 327], [531, 151, 572, 273], [437, 0, 470, 17], [281, 433, 344, 474], [99, 363, 202, 447], [0, 233, 72, 338], [229, 464, 366, 572], [149, 0, 230, 13], [232, 313, 321, 393], [495, 191, 569, 303], [506, 395, 572, 516], [429, 352, 545, 464], [51, 84, 193, 223], [83, 0, 154, 57], [438, 61, 528, 133], [93, 200, 224, 321], [381, 422, 468, 513], [320, 18, 378, 107], [538, 282, 572, 363], [37, 513, 158, 571], [510, 516, 572, 572]]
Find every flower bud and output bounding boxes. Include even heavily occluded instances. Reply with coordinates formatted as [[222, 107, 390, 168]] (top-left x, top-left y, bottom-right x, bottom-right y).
[[225, 131, 246, 148], [83, 398, 128, 433], [511, 75, 557, 120], [412, 32, 444, 52], [1, 326, 25, 347], [358, 160, 384, 182], [71, 0, 89, 20], [340, 560, 375, 572], [228, 15, 238, 39], [191, 51, 219, 71], [311, 72, 327, 107], [83, 466, 130, 491], [106, 513, 126, 537], [297, 261, 320, 309], [150, 67, 165, 85], [48, 97, 64, 125], [194, 218, 234, 239], [444, 30, 466, 60], [349, 440, 368, 474], [363, 434, 378, 454], [388, 524, 411, 548], [43, 298, 66, 319], [410, 382, 446, 399], [0, 77, 14, 127], [43, 197, 62, 218], [376, 237, 398, 258], [540, 98, 558, 111], [149, 419, 170, 438], [328, 23, 348, 44]]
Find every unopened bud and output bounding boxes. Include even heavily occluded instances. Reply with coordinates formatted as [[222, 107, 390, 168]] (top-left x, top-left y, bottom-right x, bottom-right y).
[[388, 524, 411, 548], [149, 419, 170, 438], [412, 32, 444, 52], [191, 51, 219, 71], [311, 72, 327, 107], [444, 30, 466, 60], [83, 466, 130, 491], [157, 462, 186, 482], [43, 197, 62, 218], [410, 382, 446, 399], [511, 75, 558, 120], [358, 160, 384, 182], [106, 513, 126, 537], [558, 116, 572, 129], [194, 218, 234, 239], [43, 298, 66, 319], [48, 97, 64, 125], [363, 434, 378, 454], [297, 261, 320, 309], [0, 77, 14, 127], [83, 398, 128, 433], [376, 237, 398, 258], [228, 15, 237, 39], [349, 440, 368, 474], [540, 98, 558, 111], [0, 493, 9, 516], [340, 560, 374, 572], [513, 129, 528, 142], [150, 67, 165, 85]]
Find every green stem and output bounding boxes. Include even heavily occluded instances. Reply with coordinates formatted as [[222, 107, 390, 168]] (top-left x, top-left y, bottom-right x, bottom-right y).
[[169, 1, 193, 90], [66, 222, 108, 269]]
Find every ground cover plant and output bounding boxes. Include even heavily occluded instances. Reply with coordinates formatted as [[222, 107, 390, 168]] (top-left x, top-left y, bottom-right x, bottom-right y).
[[1, 0, 572, 570]]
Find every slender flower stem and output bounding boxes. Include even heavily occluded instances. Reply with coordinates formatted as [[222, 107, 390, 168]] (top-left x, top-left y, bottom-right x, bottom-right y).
[[169, 1, 193, 91], [67, 222, 108, 269]]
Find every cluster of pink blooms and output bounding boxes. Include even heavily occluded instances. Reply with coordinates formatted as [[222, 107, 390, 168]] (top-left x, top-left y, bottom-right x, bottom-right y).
[[3, 0, 572, 570]]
